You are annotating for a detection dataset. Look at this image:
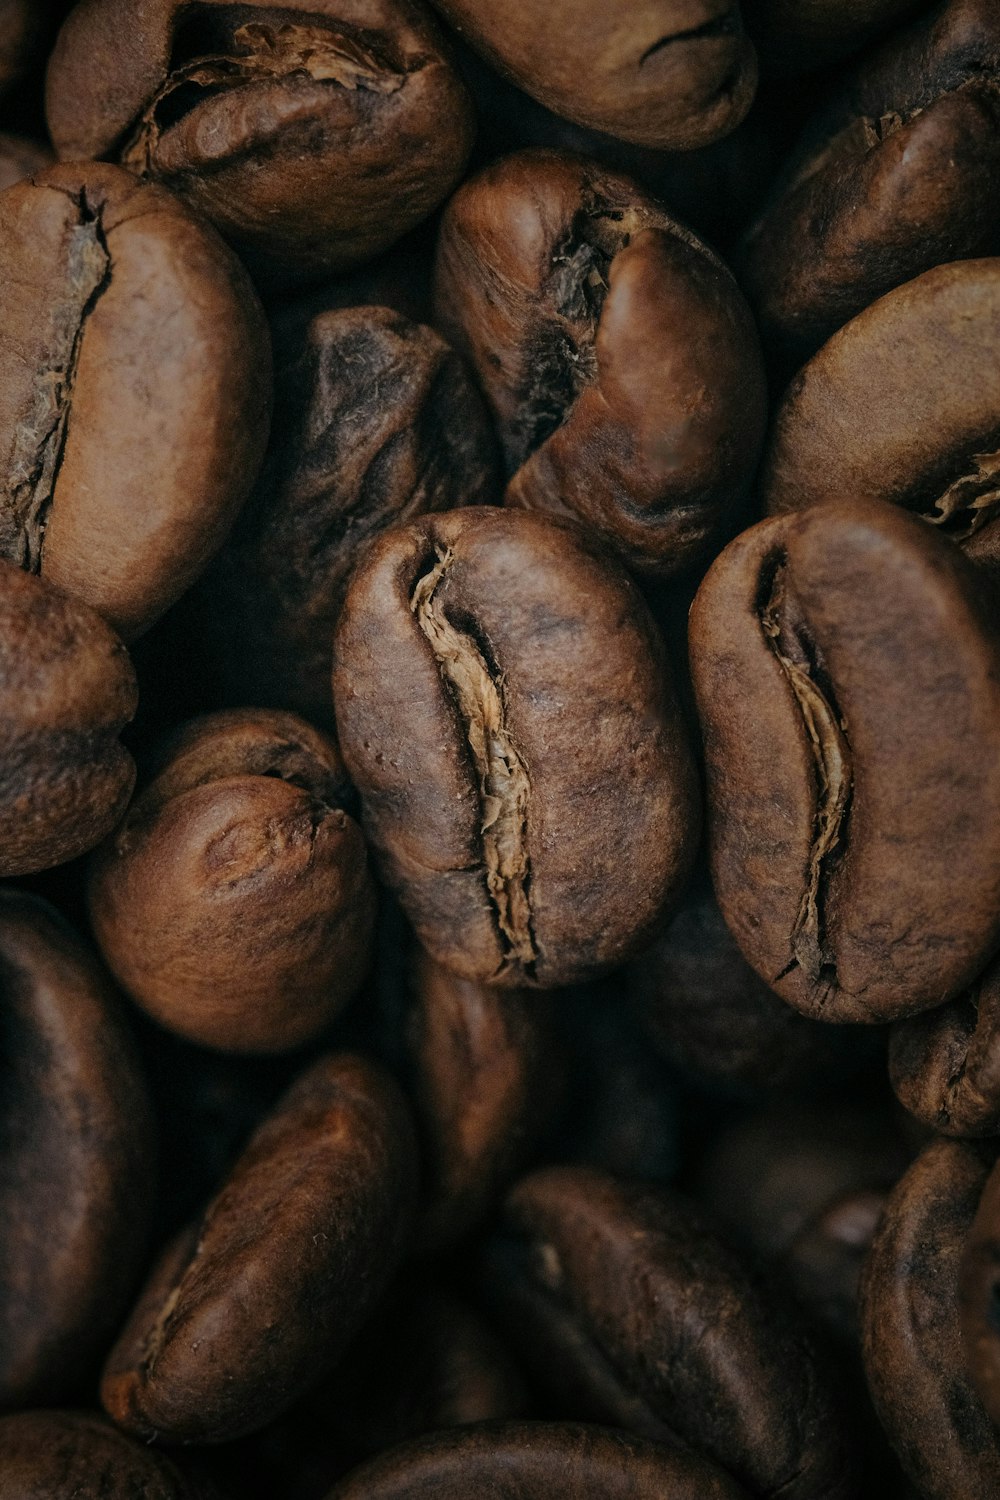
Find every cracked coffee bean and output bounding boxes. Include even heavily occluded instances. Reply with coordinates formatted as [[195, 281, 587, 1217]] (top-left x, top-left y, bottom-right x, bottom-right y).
[[101, 1052, 418, 1444], [0, 892, 155, 1410], [426, 0, 758, 151], [434, 150, 767, 577], [689, 499, 1000, 1023], [743, 0, 927, 77], [0, 1410, 218, 1499], [890, 952, 1000, 1138], [0, 161, 270, 641], [762, 260, 1000, 575], [187, 303, 498, 728], [740, 0, 1000, 363], [861, 1138, 1000, 1497], [0, 560, 136, 878], [87, 709, 376, 1054], [46, 0, 475, 286], [329, 1421, 752, 1499], [333, 506, 700, 988], [960, 1149, 1000, 1429], [481, 1167, 856, 1499]]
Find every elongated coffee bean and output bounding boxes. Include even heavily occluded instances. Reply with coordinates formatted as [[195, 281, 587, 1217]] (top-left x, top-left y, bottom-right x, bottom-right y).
[[101, 1054, 417, 1444], [0, 893, 154, 1409], [689, 500, 1000, 1023], [0, 1411, 216, 1498], [333, 507, 700, 987]]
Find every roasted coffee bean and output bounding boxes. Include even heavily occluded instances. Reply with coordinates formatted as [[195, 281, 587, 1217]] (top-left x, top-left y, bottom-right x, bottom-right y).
[[484, 1168, 855, 1498], [743, 0, 927, 77], [0, 892, 154, 1409], [188, 305, 497, 728], [434, 151, 767, 576], [740, 0, 1000, 362], [425, 1, 758, 151], [0, 1410, 217, 1499], [329, 1421, 752, 1499], [0, 133, 52, 191], [88, 709, 376, 1054], [47, 0, 475, 286], [629, 888, 874, 1091], [0, 561, 136, 877], [689, 499, 1000, 1023], [890, 953, 1000, 1138], [762, 261, 1000, 571], [102, 1053, 418, 1444], [333, 506, 700, 988], [0, 161, 270, 641], [960, 1152, 1000, 1428], [861, 1138, 1000, 1497]]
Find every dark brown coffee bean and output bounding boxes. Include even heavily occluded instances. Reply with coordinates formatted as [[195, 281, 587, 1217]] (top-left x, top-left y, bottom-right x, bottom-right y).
[[329, 1421, 752, 1499], [333, 506, 700, 988], [426, 0, 758, 151], [433, 151, 767, 576], [891, 951, 1000, 1138], [860, 1138, 1000, 1497], [0, 161, 270, 641], [46, 0, 475, 286], [0, 892, 154, 1409], [101, 1052, 418, 1444], [960, 1153, 1000, 1428], [88, 709, 377, 1054], [740, 0, 1000, 362], [689, 500, 1000, 1023], [188, 305, 498, 728], [0, 133, 52, 192], [0, 1411, 217, 1498], [0, 561, 136, 877], [744, 0, 927, 77], [762, 261, 1000, 572], [483, 1167, 855, 1499]]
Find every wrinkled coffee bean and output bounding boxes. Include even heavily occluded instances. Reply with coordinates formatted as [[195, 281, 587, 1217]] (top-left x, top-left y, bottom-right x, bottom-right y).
[[330, 1421, 751, 1499], [0, 892, 154, 1409], [102, 1053, 417, 1444], [744, 0, 927, 77], [960, 1151, 1000, 1428], [0, 133, 52, 191], [434, 150, 767, 575], [0, 560, 136, 877], [861, 1138, 1000, 1497], [762, 260, 1000, 571], [689, 499, 1000, 1023], [890, 952, 1000, 1138], [189, 304, 497, 727], [740, 0, 1000, 362], [88, 709, 377, 1054], [334, 506, 700, 987], [47, 0, 475, 286], [0, 1410, 217, 1499], [426, 0, 758, 151], [483, 1167, 855, 1498], [0, 161, 270, 640]]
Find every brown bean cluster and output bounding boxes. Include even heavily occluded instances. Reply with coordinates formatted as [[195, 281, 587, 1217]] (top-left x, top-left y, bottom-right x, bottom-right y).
[[0, 2, 999, 1498]]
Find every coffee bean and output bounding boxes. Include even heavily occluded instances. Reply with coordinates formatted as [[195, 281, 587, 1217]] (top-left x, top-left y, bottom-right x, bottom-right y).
[[890, 952, 1000, 1138], [959, 1151, 1000, 1429], [0, 1410, 217, 1498]]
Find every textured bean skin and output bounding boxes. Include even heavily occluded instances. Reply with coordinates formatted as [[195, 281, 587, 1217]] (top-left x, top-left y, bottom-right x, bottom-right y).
[[689, 500, 1000, 1023], [891, 953, 1000, 1137], [333, 506, 700, 988], [101, 1054, 418, 1444], [0, 1411, 217, 1498]]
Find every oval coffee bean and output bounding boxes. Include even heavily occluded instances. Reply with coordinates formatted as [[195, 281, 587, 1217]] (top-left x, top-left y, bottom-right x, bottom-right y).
[[483, 1167, 855, 1499], [960, 1153, 1000, 1427], [425, 0, 758, 151], [0, 161, 270, 640], [434, 151, 767, 576], [860, 1138, 1000, 1497], [740, 0, 1000, 362], [890, 952, 1000, 1137], [762, 261, 1000, 569], [47, 0, 475, 286], [0, 892, 154, 1409], [0, 561, 136, 877], [189, 304, 498, 727], [689, 499, 1000, 1022], [333, 506, 700, 987], [101, 1053, 418, 1444], [329, 1421, 752, 1499], [88, 709, 377, 1054], [0, 1411, 217, 1499]]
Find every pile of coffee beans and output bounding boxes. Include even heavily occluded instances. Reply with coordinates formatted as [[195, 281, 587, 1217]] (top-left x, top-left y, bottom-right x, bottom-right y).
[[1, 2, 999, 1496]]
